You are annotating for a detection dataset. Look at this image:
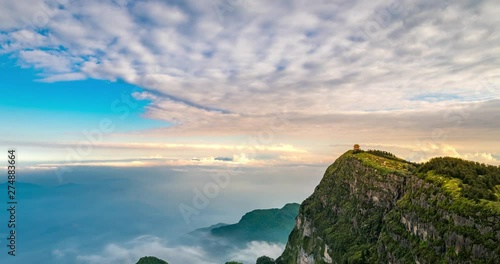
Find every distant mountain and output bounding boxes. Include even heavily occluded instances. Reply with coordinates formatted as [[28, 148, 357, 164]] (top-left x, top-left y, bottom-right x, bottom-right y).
[[178, 203, 300, 248], [210, 203, 300, 245], [142, 149, 500, 263], [141, 204, 300, 264], [136, 256, 168, 264], [188, 222, 229, 236]]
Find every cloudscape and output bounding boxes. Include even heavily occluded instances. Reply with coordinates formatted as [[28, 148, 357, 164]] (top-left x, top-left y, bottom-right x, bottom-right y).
[[0, 0, 499, 263]]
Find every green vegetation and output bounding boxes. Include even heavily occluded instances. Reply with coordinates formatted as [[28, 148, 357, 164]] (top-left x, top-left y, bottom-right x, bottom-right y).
[[256, 256, 276, 264], [365, 149, 406, 161], [349, 149, 415, 175], [136, 256, 168, 264], [140, 150, 500, 264], [211, 203, 300, 244], [418, 157, 500, 202], [224, 252, 278, 263], [278, 150, 500, 264]]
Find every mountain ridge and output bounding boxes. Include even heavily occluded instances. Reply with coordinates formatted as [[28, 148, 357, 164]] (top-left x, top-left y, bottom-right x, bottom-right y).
[[137, 149, 500, 263], [276, 149, 499, 263], [210, 203, 300, 245]]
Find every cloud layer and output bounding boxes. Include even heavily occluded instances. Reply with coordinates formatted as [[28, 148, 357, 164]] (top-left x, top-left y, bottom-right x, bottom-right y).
[[1, 0, 499, 164], [64, 235, 284, 264]]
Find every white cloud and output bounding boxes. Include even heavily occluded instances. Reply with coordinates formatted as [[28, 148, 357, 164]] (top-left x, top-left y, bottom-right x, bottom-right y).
[[75, 235, 214, 264], [40, 72, 87, 82], [73, 235, 285, 264], [19, 49, 77, 72], [0, 29, 48, 53], [1, 0, 498, 113], [0, 0, 499, 165], [0, 0, 54, 31], [406, 143, 500, 165], [227, 241, 285, 264], [132, 2, 188, 25]]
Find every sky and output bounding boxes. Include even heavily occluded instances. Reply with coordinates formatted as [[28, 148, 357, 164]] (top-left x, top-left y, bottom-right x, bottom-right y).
[[0, 0, 499, 169], [0, 0, 499, 263]]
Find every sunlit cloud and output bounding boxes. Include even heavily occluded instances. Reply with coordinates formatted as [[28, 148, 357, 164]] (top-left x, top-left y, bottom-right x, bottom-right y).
[[0, 0, 499, 165]]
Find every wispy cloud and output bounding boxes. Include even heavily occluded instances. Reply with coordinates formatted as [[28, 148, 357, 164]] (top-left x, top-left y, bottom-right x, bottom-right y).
[[2, 0, 499, 111], [1, 0, 499, 165]]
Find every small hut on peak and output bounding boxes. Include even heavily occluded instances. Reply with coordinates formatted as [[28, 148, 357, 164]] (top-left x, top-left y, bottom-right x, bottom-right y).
[[353, 144, 361, 153]]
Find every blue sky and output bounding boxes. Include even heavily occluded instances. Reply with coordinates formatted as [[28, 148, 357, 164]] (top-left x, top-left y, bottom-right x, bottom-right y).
[[0, 0, 498, 166], [0, 54, 166, 135]]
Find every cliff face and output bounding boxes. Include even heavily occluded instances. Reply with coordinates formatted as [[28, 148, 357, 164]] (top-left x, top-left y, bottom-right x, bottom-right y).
[[277, 151, 499, 264]]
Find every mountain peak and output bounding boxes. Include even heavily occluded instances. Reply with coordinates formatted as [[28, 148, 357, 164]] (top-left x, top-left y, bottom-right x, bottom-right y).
[[281, 203, 300, 210], [277, 150, 500, 263]]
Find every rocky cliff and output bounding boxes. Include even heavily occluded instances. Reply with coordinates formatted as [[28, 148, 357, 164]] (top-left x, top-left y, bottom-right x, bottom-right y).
[[276, 150, 500, 264]]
